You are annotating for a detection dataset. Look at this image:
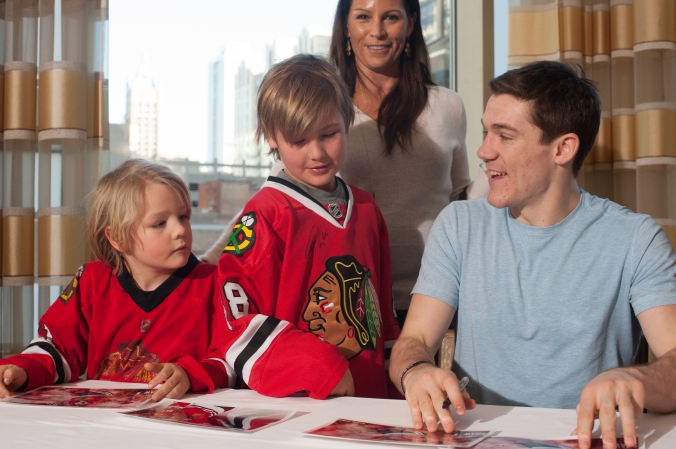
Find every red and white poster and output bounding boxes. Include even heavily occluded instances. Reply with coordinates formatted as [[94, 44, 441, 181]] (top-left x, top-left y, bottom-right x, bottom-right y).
[[3, 386, 153, 408], [471, 436, 643, 449], [305, 419, 643, 449], [123, 401, 297, 433], [305, 418, 493, 447]]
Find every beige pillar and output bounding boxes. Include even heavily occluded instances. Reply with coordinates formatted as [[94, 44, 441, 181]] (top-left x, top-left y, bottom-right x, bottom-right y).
[[456, 0, 494, 179]]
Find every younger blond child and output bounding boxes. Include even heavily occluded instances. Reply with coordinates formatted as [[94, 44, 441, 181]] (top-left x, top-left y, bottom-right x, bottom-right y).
[[0, 159, 229, 400], [216, 54, 400, 399]]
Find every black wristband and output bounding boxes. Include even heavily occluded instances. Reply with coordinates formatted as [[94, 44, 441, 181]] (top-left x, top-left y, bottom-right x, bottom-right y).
[[400, 360, 433, 396]]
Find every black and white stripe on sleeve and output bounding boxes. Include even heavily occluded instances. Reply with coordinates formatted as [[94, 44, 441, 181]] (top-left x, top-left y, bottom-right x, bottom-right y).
[[225, 315, 289, 385], [21, 330, 72, 385]]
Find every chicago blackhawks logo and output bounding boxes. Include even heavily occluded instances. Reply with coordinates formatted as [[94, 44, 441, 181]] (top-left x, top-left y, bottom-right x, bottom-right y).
[[302, 255, 382, 360], [96, 340, 159, 383], [223, 212, 257, 257], [59, 265, 86, 304]]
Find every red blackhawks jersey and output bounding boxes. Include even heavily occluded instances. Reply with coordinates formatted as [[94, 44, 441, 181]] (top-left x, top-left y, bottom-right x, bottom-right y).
[[1, 254, 230, 393], [217, 176, 400, 399]]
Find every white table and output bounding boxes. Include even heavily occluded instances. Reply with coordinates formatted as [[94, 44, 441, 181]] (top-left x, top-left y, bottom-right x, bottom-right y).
[[1, 380, 675, 448]]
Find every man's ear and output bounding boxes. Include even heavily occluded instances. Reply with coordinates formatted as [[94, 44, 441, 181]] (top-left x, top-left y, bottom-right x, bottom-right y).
[[553, 133, 580, 168], [104, 226, 124, 253]]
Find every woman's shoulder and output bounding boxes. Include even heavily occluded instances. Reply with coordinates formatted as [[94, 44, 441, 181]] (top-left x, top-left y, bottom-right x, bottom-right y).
[[420, 86, 465, 132], [426, 85, 464, 111]]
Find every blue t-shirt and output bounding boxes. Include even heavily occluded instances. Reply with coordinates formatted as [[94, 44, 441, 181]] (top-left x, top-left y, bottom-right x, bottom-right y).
[[413, 191, 676, 409]]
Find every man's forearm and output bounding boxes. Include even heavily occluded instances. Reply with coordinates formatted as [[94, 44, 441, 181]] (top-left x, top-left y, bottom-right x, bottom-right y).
[[389, 335, 437, 394], [629, 346, 676, 413], [390, 294, 457, 395]]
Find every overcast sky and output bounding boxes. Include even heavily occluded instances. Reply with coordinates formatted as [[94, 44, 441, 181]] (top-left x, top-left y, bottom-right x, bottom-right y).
[[110, 1, 507, 162]]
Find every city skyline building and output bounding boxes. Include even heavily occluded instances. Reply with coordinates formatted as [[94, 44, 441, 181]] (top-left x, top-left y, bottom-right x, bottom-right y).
[[208, 50, 226, 165], [420, 0, 452, 88], [207, 45, 262, 168], [127, 60, 159, 159], [230, 28, 331, 173], [295, 28, 331, 56], [265, 37, 298, 69], [234, 62, 266, 176]]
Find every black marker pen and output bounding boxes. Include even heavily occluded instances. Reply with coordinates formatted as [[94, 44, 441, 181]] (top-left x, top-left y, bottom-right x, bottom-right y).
[[442, 376, 469, 410]]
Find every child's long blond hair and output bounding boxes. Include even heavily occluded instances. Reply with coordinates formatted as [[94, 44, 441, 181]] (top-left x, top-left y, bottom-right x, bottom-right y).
[[88, 159, 191, 275]]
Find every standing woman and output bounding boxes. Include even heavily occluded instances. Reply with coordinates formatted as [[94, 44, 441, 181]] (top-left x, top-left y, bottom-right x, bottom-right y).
[[333, 0, 486, 326], [200, 0, 486, 327]]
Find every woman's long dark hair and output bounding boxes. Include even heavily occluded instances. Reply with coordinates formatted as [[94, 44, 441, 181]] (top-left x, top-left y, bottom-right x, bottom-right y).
[[329, 0, 435, 155]]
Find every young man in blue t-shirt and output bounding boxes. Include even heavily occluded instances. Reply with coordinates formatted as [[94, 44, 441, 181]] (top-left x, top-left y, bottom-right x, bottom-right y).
[[390, 60, 676, 449]]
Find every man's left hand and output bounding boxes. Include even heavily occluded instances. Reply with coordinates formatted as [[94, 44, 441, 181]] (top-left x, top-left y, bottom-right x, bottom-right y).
[[573, 368, 644, 449]]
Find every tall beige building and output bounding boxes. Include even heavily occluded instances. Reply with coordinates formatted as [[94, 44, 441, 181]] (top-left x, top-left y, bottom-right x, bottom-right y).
[[420, 0, 453, 88], [234, 62, 265, 176], [127, 60, 159, 160], [231, 29, 331, 175], [295, 28, 331, 56]]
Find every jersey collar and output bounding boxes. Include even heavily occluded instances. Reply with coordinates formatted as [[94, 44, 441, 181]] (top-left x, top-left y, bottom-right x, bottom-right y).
[[263, 176, 353, 229], [117, 253, 199, 313]]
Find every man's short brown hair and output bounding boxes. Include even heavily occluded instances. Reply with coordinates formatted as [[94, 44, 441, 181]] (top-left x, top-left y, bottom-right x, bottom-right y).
[[256, 54, 354, 159], [489, 61, 601, 177]]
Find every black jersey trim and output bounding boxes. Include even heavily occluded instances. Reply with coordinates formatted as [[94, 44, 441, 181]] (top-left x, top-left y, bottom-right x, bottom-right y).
[[27, 341, 65, 384], [336, 176, 351, 204], [118, 253, 200, 313], [265, 176, 352, 227], [267, 175, 350, 206], [267, 176, 326, 209], [233, 316, 282, 380]]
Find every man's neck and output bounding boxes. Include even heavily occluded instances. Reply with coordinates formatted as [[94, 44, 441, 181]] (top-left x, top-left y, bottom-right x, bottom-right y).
[[510, 180, 582, 227]]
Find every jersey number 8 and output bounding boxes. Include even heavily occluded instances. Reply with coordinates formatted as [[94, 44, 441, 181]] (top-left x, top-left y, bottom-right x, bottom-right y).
[[223, 282, 250, 319]]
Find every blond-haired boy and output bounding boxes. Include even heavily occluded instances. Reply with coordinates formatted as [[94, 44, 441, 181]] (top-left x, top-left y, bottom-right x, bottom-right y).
[[0, 160, 230, 400], [216, 54, 400, 399]]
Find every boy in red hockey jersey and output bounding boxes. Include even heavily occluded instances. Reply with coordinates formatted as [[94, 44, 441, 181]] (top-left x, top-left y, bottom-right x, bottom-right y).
[[217, 54, 400, 399], [0, 160, 230, 401]]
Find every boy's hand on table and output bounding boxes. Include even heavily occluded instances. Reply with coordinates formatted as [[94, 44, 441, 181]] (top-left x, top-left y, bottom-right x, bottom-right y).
[[0, 365, 28, 398], [329, 368, 355, 397], [145, 362, 191, 401]]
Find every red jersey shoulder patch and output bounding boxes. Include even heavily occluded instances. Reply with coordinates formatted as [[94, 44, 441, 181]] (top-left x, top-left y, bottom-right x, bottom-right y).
[[223, 212, 257, 257], [59, 264, 86, 305]]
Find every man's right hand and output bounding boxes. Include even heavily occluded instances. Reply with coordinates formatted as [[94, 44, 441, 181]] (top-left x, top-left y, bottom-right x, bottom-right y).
[[0, 365, 28, 398], [390, 294, 474, 433], [403, 363, 475, 433], [329, 368, 355, 397]]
